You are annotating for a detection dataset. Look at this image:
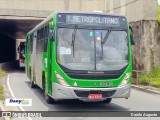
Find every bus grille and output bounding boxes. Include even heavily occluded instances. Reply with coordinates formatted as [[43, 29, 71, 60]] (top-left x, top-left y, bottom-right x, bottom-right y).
[[74, 90, 116, 97], [67, 73, 121, 80]]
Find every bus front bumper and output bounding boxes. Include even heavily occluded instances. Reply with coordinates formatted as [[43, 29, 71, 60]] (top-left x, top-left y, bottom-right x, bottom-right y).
[[52, 83, 131, 101]]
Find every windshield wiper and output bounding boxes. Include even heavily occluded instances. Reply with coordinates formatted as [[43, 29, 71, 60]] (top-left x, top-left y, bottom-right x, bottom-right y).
[[101, 29, 111, 44], [101, 29, 111, 55], [71, 25, 78, 57]]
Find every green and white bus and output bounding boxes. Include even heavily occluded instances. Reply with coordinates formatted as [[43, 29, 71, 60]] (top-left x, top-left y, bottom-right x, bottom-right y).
[[25, 11, 134, 104]]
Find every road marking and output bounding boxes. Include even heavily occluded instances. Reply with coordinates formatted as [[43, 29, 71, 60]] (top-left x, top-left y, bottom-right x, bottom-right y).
[[7, 74, 32, 120], [9, 73, 26, 76]]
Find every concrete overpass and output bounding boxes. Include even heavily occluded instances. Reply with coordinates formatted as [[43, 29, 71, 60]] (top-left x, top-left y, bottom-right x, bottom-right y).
[[0, 0, 159, 73], [0, 12, 44, 62], [0, 0, 157, 41]]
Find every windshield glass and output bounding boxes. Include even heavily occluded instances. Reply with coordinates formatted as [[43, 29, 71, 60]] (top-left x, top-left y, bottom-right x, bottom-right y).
[[57, 28, 128, 71], [96, 30, 128, 71], [19, 43, 25, 59]]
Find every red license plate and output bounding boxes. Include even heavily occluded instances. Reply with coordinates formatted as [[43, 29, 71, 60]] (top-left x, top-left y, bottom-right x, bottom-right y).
[[88, 94, 102, 100]]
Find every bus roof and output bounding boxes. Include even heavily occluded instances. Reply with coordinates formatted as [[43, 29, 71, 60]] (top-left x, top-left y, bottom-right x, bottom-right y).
[[27, 13, 54, 35], [56, 11, 126, 17], [27, 11, 127, 35]]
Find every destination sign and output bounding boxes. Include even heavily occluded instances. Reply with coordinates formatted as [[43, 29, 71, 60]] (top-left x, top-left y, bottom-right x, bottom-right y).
[[57, 13, 127, 27], [66, 15, 119, 25]]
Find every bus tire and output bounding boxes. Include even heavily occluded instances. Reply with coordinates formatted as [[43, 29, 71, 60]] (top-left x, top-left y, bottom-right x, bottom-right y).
[[45, 92, 55, 104], [29, 67, 31, 79], [42, 73, 45, 91], [31, 80, 36, 88], [43, 74, 56, 104], [102, 98, 112, 103]]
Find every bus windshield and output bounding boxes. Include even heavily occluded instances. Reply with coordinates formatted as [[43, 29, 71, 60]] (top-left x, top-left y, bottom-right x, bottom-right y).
[[18, 42, 25, 59], [57, 28, 128, 71]]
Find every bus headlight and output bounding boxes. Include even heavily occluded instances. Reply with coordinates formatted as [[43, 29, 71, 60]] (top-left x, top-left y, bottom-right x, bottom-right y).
[[119, 73, 131, 87], [55, 73, 70, 87]]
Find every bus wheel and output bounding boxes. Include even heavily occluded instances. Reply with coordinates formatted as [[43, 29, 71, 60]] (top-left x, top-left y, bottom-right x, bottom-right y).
[[31, 81, 36, 88], [29, 67, 31, 79], [45, 92, 55, 104], [102, 98, 112, 103], [43, 76, 55, 104]]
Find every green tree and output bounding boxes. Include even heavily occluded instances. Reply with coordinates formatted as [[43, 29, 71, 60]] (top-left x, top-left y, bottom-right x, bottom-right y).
[[158, 5, 160, 24]]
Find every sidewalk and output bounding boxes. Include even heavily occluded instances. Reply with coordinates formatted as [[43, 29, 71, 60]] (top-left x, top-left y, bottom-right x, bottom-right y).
[[0, 76, 26, 120], [131, 84, 160, 95]]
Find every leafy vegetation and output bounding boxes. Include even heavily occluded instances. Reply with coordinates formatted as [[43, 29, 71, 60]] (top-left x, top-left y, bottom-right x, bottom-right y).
[[0, 69, 6, 100], [158, 5, 160, 24], [138, 67, 160, 88], [0, 69, 5, 78], [0, 85, 4, 100]]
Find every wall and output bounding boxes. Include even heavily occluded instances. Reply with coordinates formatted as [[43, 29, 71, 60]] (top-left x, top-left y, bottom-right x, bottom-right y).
[[0, 0, 105, 13], [0, 0, 159, 72], [105, 0, 158, 22], [131, 21, 160, 72], [105, 0, 159, 73], [0, 0, 157, 22]]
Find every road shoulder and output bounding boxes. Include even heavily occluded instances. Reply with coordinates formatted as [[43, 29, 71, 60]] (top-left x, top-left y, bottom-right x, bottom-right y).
[[131, 84, 160, 95], [0, 75, 27, 120]]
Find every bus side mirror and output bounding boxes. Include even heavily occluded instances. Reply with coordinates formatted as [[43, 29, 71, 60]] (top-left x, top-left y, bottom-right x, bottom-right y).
[[49, 30, 54, 41], [17, 47, 20, 53], [129, 26, 135, 45]]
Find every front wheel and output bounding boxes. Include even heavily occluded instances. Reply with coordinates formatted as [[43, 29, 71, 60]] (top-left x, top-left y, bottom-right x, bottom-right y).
[[43, 75, 55, 104], [45, 92, 55, 104], [102, 98, 112, 103]]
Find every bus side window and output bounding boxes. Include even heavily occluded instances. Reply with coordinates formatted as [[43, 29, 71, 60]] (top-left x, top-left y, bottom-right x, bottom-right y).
[[25, 36, 28, 53], [30, 34, 33, 54], [42, 27, 45, 52], [43, 25, 48, 52], [39, 28, 44, 53], [36, 30, 40, 53]]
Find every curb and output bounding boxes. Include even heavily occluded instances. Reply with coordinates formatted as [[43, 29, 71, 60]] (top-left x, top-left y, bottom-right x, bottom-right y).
[[131, 84, 160, 95], [0, 101, 10, 120], [0, 75, 29, 120]]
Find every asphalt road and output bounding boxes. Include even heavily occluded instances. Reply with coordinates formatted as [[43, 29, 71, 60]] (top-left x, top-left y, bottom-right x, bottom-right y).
[[6, 71, 160, 120]]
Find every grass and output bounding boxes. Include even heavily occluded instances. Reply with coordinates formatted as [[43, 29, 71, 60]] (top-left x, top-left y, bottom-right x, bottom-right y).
[[0, 69, 5, 78], [0, 69, 6, 100], [138, 67, 160, 88], [158, 5, 160, 24], [0, 85, 4, 100]]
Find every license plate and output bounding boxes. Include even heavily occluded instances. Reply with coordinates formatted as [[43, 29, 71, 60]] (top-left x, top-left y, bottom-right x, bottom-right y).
[[88, 94, 102, 100]]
